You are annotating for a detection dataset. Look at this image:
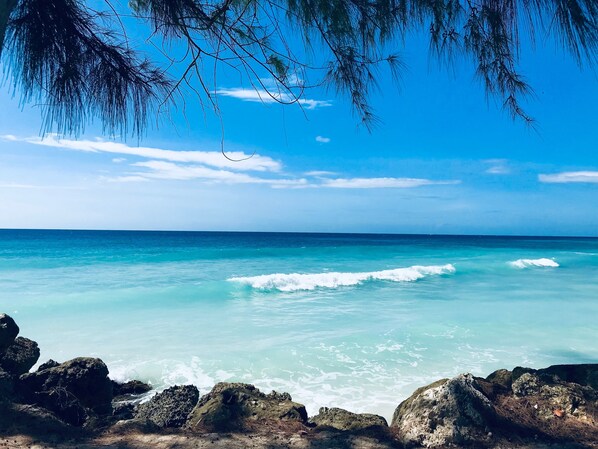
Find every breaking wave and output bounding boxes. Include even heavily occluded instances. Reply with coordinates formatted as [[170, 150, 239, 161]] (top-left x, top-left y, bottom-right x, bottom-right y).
[[509, 258, 559, 269], [228, 264, 456, 292]]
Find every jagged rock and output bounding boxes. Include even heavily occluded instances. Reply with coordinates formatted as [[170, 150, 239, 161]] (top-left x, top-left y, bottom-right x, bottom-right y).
[[512, 372, 542, 397], [112, 401, 136, 420], [0, 367, 13, 400], [311, 407, 388, 430], [536, 364, 598, 390], [0, 313, 19, 353], [486, 368, 513, 390], [187, 383, 308, 431], [391, 374, 497, 448], [136, 385, 199, 428], [0, 337, 40, 376], [38, 359, 60, 371], [512, 371, 598, 420], [112, 379, 152, 397], [36, 387, 88, 426], [19, 357, 113, 414]]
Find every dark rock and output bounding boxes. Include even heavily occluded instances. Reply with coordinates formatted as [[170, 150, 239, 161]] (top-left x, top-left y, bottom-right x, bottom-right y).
[[112, 379, 152, 396], [486, 368, 513, 390], [38, 359, 60, 371], [112, 401, 136, 420], [0, 337, 40, 376], [0, 367, 14, 400], [19, 357, 113, 414], [0, 313, 19, 353], [391, 374, 497, 448], [136, 385, 199, 428], [311, 407, 388, 430], [187, 383, 308, 431], [36, 387, 88, 426], [537, 364, 598, 390]]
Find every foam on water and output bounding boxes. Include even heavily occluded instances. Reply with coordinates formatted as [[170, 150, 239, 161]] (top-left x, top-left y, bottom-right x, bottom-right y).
[[509, 258, 559, 269], [228, 264, 456, 292]]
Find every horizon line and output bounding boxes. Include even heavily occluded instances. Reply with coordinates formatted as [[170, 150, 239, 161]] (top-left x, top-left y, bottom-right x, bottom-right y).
[[0, 227, 597, 239]]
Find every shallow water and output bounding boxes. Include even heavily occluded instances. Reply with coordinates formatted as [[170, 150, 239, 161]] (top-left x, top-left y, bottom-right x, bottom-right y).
[[1, 230, 597, 419]]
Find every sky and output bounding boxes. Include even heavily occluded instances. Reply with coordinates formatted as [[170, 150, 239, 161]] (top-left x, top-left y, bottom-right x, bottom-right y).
[[1, 7, 598, 236]]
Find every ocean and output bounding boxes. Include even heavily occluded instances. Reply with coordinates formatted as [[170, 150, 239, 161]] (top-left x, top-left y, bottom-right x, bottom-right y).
[[1, 229, 597, 420]]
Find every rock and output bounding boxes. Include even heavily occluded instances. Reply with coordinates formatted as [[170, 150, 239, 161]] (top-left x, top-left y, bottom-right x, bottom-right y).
[[0, 337, 40, 375], [136, 385, 199, 428], [112, 379, 152, 397], [187, 383, 308, 431], [486, 368, 513, 390], [19, 357, 113, 414], [112, 401, 136, 420], [391, 374, 497, 448], [512, 371, 598, 420], [536, 364, 598, 390], [0, 313, 19, 353], [512, 372, 542, 397], [36, 387, 88, 426], [311, 407, 388, 430], [0, 367, 13, 400], [38, 359, 60, 371]]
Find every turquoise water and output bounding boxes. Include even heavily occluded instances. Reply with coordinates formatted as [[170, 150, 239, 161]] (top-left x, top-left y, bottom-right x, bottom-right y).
[[1, 230, 597, 419]]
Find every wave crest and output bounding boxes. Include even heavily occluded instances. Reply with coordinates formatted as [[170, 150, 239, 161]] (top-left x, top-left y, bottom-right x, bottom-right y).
[[509, 258, 559, 269], [228, 264, 456, 292]]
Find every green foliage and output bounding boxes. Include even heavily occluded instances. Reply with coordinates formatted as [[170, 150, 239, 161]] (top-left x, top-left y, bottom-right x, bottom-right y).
[[2, 0, 598, 135]]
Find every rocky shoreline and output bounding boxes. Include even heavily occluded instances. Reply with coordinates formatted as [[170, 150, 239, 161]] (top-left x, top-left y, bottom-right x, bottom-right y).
[[1, 312, 597, 448]]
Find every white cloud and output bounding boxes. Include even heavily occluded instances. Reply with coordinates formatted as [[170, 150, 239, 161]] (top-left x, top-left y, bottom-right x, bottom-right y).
[[127, 160, 308, 188], [539, 171, 598, 183], [112, 158, 126, 163], [1, 134, 281, 172], [315, 136, 331, 143], [215, 87, 332, 110], [304, 170, 337, 177], [321, 177, 461, 189], [484, 159, 510, 174]]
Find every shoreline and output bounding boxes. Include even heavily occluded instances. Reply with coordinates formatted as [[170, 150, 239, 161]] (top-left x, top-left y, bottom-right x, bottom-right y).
[[1, 312, 597, 448]]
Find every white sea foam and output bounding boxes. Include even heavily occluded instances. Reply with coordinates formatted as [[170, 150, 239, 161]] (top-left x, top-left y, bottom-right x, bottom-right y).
[[509, 258, 559, 269], [229, 264, 456, 292]]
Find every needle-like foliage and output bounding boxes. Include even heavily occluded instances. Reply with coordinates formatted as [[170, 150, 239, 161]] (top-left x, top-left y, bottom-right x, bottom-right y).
[[2, 0, 598, 135]]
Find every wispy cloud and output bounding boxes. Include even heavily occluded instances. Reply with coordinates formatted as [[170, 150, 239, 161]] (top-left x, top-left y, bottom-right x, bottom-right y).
[[2, 134, 461, 191], [484, 159, 510, 175], [120, 160, 309, 188], [215, 87, 332, 110], [304, 170, 337, 177], [539, 171, 598, 183], [315, 136, 331, 143], [1, 134, 281, 172], [320, 177, 461, 189]]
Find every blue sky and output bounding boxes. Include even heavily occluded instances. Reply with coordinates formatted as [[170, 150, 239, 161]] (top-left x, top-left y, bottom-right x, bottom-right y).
[[1, 14, 598, 235]]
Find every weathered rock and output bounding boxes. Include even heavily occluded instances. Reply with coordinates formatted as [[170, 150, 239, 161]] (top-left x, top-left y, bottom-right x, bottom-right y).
[[512, 372, 542, 397], [311, 407, 388, 430], [486, 368, 513, 390], [512, 371, 598, 420], [136, 385, 199, 428], [19, 357, 113, 414], [112, 379, 152, 397], [0, 367, 13, 400], [391, 374, 497, 448], [38, 359, 60, 371], [36, 387, 88, 426], [0, 313, 19, 353], [0, 336, 40, 375], [187, 383, 308, 431], [112, 401, 137, 420], [536, 364, 598, 390]]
